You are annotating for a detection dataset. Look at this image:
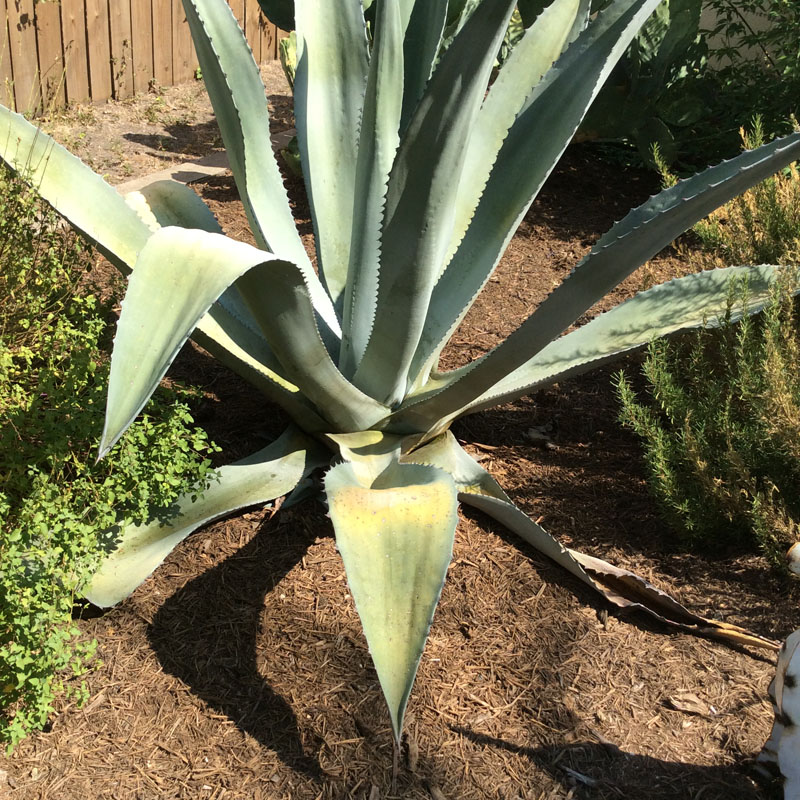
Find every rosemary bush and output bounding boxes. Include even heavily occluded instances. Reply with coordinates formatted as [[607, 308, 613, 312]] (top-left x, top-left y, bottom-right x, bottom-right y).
[[0, 169, 218, 749], [616, 273, 800, 571]]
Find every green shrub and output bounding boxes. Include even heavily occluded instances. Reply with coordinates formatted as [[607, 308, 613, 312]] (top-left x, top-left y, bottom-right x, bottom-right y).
[[616, 273, 800, 571], [0, 169, 219, 749]]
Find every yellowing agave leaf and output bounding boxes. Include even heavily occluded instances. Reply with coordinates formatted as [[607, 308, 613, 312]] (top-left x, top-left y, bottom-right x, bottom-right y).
[[325, 458, 458, 740]]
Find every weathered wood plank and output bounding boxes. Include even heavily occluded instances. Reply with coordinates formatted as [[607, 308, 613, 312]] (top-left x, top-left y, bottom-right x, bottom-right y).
[[171, 0, 194, 84], [8, 0, 39, 112], [245, 0, 260, 62], [259, 13, 277, 61], [60, 0, 90, 104], [151, 0, 172, 87], [35, 0, 66, 109], [0, 0, 14, 107], [229, 0, 245, 34], [85, 0, 112, 102], [131, 0, 154, 95], [109, 0, 133, 99]]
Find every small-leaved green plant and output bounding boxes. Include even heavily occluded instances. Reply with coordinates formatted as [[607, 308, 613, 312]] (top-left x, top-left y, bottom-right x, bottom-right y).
[[3, 0, 800, 743], [0, 168, 218, 749], [616, 273, 800, 571]]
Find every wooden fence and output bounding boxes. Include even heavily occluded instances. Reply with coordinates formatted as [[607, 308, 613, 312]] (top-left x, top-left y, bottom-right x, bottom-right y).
[[0, 0, 280, 115]]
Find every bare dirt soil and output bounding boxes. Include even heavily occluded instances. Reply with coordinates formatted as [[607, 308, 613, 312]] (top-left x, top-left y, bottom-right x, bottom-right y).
[[2, 66, 799, 800]]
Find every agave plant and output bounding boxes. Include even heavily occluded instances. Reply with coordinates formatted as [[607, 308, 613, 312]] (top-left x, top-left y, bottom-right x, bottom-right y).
[[2, 0, 799, 743]]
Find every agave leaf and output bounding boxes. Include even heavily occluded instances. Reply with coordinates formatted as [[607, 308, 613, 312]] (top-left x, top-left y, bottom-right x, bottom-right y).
[[395, 265, 790, 436], [401, 131, 800, 432], [101, 226, 388, 458], [406, 433, 777, 651], [339, 0, 405, 377], [399, 0, 448, 133], [124, 179, 224, 233], [0, 105, 149, 272], [182, 0, 342, 354], [325, 448, 458, 741], [441, 0, 585, 278], [85, 427, 327, 608], [411, 0, 665, 386], [354, 0, 518, 406], [189, 306, 328, 434], [236, 260, 390, 432], [124, 179, 281, 361], [466, 264, 794, 416], [181, 0, 306, 266], [294, 0, 368, 309]]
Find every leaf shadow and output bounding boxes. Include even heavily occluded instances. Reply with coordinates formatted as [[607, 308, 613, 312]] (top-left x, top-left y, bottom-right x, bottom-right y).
[[147, 512, 323, 781]]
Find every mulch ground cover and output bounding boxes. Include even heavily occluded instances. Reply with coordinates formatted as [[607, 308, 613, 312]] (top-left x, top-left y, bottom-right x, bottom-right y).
[[2, 71, 799, 800]]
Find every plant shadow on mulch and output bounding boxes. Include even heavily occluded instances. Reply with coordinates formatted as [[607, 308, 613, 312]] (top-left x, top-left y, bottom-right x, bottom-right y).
[[147, 515, 324, 780]]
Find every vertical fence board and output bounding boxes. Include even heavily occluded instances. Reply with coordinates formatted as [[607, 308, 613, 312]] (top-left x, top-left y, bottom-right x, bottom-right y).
[[36, 0, 66, 109], [259, 14, 276, 62], [131, 0, 153, 94], [61, 0, 90, 104], [171, 0, 193, 83], [0, 0, 13, 107], [151, 0, 171, 87], [245, 0, 260, 62], [8, 0, 38, 112], [109, 0, 132, 98], [85, 0, 112, 102], [229, 0, 244, 32]]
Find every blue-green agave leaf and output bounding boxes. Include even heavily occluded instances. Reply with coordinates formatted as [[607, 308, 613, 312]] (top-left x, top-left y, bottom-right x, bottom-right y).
[[85, 427, 327, 607], [399, 0, 448, 133], [294, 0, 369, 309], [411, 0, 665, 386], [354, 0, 518, 407], [400, 131, 800, 431], [340, 0, 405, 378], [182, 0, 341, 351], [397, 265, 791, 436], [124, 179, 224, 233]]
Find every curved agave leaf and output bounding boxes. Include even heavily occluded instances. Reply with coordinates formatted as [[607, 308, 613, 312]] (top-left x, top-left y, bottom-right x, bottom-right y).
[[400, 131, 800, 432], [394, 265, 789, 436], [340, 0, 405, 377], [236, 259, 390, 432], [101, 226, 389, 458], [85, 427, 327, 608], [124, 179, 277, 356], [354, 0, 518, 406], [294, 0, 368, 308], [0, 105, 149, 272], [0, 108, 323, 426], [182, 0, 342, 355], [326, 448, 458, 741], [411, 0, 665, 386], [124, 179, 224, 233], [406, 433, 777, 651]]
